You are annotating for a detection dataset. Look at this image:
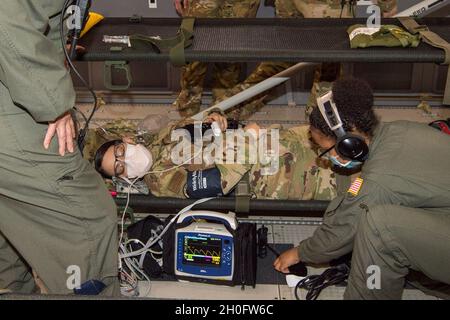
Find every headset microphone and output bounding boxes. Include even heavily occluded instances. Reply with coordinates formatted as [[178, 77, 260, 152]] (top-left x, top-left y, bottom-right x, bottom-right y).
[[316, 91, 369, 162]]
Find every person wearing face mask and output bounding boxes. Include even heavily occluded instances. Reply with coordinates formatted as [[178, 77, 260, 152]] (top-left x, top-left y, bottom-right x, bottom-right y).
[[274, 78, 450, 300], [93, 113, 337, 201]]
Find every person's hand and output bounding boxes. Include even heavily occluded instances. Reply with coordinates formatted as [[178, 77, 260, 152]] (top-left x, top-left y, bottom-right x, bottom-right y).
[[205, 113, 228, 132], [244, 123, 261, 137], [174, 0, 189, 15], [273, 247, 301, 274], [382, 5, 398, 18], [44, 111, 76, 156]]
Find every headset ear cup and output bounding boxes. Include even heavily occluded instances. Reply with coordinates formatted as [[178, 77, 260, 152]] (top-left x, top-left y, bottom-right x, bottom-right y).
[[335, 134, 369, 161]]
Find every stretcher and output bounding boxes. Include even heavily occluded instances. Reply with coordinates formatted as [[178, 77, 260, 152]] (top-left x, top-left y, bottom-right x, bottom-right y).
[[78, 17, 450, 63]]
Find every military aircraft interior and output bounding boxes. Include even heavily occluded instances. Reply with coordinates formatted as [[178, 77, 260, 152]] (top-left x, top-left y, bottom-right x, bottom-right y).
[[0, 0, 449, 305]]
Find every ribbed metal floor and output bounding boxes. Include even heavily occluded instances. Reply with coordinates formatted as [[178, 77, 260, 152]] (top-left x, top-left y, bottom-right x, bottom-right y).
[[138, 218, 440, 300]]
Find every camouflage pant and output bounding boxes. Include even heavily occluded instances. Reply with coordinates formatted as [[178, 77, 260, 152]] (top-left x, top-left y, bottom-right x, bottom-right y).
[[173, 0, 261, 117], [213, 0, 354, 121]]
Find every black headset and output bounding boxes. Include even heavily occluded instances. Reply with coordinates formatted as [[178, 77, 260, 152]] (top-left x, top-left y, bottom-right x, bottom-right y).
[[316, 91, 369, 162]]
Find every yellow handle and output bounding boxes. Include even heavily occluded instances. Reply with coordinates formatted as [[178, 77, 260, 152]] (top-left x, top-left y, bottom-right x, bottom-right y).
[[80, 12, 104, 38]]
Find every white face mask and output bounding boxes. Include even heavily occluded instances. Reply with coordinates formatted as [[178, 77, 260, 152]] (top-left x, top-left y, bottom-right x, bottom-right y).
[[124, 144, 153, 179]]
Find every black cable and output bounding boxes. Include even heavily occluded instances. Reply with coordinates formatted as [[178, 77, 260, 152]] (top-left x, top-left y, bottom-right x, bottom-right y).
[[60, 0, 97, 152], [257, 226, 308, 277], [257, 225, 275, 258], [294, 263, 350, 300]]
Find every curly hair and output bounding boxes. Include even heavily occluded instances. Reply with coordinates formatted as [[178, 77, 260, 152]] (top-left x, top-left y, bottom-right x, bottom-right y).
[[309, 78, 379, 138]]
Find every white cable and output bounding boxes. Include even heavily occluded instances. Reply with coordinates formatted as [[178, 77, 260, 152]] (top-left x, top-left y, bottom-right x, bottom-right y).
[[119, 197, 215, 259], [115, 122, 216, 296], [120, 243, 152, 297], [117, 198, 214, 297], [118, 177, 140, 246], [142, 144, 204, 176], [126, 238, 162, 255]]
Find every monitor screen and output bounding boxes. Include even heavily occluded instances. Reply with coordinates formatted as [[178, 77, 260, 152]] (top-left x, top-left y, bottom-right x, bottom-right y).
[[183, 235, 222, 268]]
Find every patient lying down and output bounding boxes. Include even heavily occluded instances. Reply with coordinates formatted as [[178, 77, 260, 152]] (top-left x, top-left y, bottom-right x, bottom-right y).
[[92, 113, 337, 200]]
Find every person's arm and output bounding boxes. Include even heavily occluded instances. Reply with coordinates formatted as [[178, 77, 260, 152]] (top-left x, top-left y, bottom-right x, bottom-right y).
[[144, 144, 189, 198], [274, 178, 394, 271], [299, 179, 394, 264], [0, 1, 75, 123], [145, 167, 189, 198], [215, 123, 261, 195]]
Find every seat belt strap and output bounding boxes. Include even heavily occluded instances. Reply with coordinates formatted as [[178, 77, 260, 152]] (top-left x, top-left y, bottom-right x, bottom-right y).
[[235, 172, 251, 214], [398, 17, 450, 105], [130, 18, 195, 67]]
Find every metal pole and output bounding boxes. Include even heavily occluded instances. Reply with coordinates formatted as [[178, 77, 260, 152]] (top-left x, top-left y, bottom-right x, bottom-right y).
[[115, 196, 330, 217], [191, 62, 315, 120], [394, 0, 449, 17]]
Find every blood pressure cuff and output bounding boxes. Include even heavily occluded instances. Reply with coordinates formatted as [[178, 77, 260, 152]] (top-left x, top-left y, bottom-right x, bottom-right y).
[[186, 168, 224, 199]]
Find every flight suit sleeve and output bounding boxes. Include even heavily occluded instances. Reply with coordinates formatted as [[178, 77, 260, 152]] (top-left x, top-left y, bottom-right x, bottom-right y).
[[298, 178, 394, 264], [0, 1, 75, 123]]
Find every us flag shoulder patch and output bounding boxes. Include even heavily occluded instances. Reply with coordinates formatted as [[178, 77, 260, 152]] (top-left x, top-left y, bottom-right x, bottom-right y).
[[348, 177, 364, 197]]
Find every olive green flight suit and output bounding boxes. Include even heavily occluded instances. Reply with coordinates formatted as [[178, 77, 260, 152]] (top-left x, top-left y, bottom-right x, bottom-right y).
[[0, 0, 119, 295], [298, 121, 450, 299]]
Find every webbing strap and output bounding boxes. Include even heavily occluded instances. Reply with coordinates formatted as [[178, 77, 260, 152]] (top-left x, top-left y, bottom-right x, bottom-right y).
[[398, 17, 450, 105], [235, 172, 251, 214], [398, 17, 450, 64], [130, 18, 195, 66]]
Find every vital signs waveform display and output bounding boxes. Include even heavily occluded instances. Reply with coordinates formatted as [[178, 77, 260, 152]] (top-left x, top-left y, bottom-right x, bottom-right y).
[[183, 235, 222, 267]]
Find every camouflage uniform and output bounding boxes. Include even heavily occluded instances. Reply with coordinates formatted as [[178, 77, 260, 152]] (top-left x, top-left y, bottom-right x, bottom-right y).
[[173, 0, 261, 117], [215, 0, 397, 119], [85, 119, 337, 200], [215, 125, 337, 200]]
